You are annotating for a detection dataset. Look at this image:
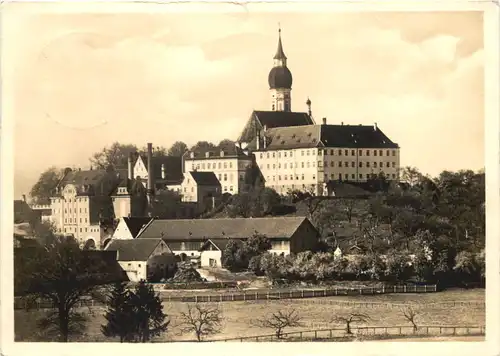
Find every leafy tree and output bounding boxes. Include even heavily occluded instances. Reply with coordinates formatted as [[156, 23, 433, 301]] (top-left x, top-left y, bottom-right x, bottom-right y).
[[217, 139, 236, 148], [18, 236, 114, 342], [191, 141, 217, 152], [400, 166, 424, 187], [255, 309, 302, 339], [221, 240, 246, 271], [29, 167, 63, 204], [138, 145, 167, 157], [129, 281, 170, 342], [228, 187, 281, 218], [178, 303, 223, 341], [167, 141, 188, 157], [221, 234, 271, 272], [332, 313, 370, 335], [151, 189, 183, 219], [90, 142, 138, 169], [101, 282, 135, 342]]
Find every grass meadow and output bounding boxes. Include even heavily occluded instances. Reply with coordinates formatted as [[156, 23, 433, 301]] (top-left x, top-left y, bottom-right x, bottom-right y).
[[15, 288, 485, 342]]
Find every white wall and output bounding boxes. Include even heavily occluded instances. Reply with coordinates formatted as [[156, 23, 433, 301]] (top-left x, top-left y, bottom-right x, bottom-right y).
[[200, 250, 222, 268], [112, 196, 131, 220], [183, 156, 253, 194], [112, 218, 133, 240], [254, 146, 401, 195], [118, 260, 147, 282]]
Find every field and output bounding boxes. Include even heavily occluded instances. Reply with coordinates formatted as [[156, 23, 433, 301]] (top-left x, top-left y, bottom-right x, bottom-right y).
[[15, 289, 485, 342]]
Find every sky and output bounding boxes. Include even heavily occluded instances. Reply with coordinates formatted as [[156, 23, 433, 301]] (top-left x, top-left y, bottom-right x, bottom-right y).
[[4, 5, 484, 197]]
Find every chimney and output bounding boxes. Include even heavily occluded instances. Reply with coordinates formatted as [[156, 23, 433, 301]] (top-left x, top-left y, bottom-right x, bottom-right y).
[[205, 152, 210, 158], [256, 130, 261, 150], [161, 163, 166, 179], [128, 152, 133, 180], [322, 117, 327, 125], [22, 194, 26, 202], [263, 125, 267, 132], [374, 122, 378, 131], [147, 143, 154, 197], [263, 134, 267, 149], [341, 122, 344, 126]]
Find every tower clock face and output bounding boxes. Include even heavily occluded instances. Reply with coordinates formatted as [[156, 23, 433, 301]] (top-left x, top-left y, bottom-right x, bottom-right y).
[[63, 184, 77, 200]]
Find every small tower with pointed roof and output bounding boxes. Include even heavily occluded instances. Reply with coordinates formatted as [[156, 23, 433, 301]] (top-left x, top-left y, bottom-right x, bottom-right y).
[[268, 26, 293, 112]]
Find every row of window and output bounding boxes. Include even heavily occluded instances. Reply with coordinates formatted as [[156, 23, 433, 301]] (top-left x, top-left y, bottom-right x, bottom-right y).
[[63, 226, 99, 233], [65, 217, 88, 224], [266, 172, 397, 182], [259, 148, 397, 159], [192, 161, 234, 170], [53, 197, 89, 203], [262, 161, 398, 170], [56, 207, 89, 214]]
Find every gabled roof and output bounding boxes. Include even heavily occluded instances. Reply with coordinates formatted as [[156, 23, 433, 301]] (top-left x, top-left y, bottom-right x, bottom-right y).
[[55, 168, 126, 197], [256, 124, 399, 151], [137, 216, 314, 240], [325, 182, 371, 198], [253, 111, 313, 129], [123, 217, 154, 238], [188, 171, 221, 186], [105, 238, 164, 261], [184, 143, 249, 160], [199, 238, 237, 252], [137, 155, 183, 182]]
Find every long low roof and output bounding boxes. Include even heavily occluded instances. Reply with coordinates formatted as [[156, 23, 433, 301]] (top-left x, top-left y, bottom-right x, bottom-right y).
[[137, 216, 314, 240]]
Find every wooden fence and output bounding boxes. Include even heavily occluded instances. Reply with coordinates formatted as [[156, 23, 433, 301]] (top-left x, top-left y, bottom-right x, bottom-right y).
[[14, 284, 437, 310], [212, 324, 485, 342], [161, 284, 437, 303]]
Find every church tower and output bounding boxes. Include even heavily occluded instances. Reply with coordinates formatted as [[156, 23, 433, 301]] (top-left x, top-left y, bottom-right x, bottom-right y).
[[268, 27, 293, 112]]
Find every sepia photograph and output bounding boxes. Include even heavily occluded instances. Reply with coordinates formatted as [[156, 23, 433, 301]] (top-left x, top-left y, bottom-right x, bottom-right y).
[[1, 0, 499, 355]]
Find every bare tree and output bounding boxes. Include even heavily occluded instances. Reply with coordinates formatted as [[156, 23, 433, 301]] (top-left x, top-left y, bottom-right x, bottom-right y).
[[254, 309, 302, 339], [402, 306, 419, 333], [178, 303, 223, 341], [331, 313, 370, 335]]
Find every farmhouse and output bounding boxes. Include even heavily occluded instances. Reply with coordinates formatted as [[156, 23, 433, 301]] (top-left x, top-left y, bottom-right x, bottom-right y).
[[105, 238, 176, 282], [136, 216, 320, 262], [198, 239, 242, 268]]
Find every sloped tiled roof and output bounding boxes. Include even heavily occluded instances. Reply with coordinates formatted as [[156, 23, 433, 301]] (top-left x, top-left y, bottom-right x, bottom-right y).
[[253, 111, 313, 129], [105, 238, 163, 261], [189, 171, 221, 186], [256, 124, 399, 150], [123, 217, 153, 238], [184, 143, 249, 160], [139, 156, 183, 182], [199, 238, 239, 252], [326, 182, 371, 198], [55, 169, 126, 197], [137, 216, 312, 240]]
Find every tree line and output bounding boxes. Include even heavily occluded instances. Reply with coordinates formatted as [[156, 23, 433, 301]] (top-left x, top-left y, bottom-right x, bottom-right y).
[[220, 167, 485, 288], [27, 140, 236, 204]]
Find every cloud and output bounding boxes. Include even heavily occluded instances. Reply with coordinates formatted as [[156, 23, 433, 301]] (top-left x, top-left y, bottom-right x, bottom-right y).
[[8, 11, 484, 196]]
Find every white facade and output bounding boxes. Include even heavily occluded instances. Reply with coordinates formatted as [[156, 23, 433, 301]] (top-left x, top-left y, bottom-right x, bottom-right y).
[[112, 218, 135, 240], [118, 260, 147, 282], [50, 184, 104, 246], [112, 195, 132, 219], [271, 88, 291, 112], [183, 153, 253, 194], [200, 250, 222, 268], [133, 156, 148, 181], [254, 147, 400, 195]]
